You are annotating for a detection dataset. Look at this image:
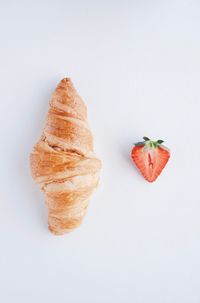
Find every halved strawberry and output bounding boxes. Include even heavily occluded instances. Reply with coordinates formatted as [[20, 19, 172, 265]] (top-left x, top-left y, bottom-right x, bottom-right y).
[[131, 137, 170, 182]]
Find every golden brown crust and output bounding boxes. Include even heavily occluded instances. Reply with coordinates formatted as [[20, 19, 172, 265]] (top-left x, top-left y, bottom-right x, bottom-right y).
[[30, 78, 101, 235]]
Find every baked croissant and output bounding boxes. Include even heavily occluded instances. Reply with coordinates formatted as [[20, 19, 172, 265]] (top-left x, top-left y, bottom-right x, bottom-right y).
[[30, 78, 101, 235]]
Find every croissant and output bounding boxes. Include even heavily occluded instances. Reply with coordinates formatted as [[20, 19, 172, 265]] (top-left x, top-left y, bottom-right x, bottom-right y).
[[30, 78, 101, 235]]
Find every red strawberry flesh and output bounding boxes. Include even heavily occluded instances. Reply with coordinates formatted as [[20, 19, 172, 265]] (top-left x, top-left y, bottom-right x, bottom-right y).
[[131, 138, 170, 182]]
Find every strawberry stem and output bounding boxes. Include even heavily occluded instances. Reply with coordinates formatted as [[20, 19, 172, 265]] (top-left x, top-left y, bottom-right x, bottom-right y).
[[135, 137, 165, 148]]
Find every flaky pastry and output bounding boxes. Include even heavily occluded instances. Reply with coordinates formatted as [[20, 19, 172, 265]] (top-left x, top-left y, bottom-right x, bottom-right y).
[[30, 78, 101, 235]]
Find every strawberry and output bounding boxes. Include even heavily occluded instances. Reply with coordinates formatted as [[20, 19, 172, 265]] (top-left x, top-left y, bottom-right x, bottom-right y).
[[131, 137, 170, 182]]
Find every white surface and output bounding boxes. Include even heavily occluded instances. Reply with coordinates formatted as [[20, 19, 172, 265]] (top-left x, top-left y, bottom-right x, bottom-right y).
[[0, 1, 200, 302]]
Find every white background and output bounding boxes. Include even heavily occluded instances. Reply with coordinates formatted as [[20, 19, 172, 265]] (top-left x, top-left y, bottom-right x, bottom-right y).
[[0, 1, 200, 302]]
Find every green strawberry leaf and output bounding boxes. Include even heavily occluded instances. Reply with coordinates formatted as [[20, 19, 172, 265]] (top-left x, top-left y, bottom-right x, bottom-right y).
[[135, 142, 145, 146], [157, 140, 164, 144], [143, 136, 150, 141]]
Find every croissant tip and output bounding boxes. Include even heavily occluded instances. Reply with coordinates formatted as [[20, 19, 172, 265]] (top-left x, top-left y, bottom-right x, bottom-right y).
[[48, 225, 66, 236], [48, 225, 74, 236], [61, 77, 71, 83]]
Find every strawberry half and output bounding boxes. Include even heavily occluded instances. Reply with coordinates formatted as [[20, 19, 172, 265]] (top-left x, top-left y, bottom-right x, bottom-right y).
[[131, 137, 170, 182]]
